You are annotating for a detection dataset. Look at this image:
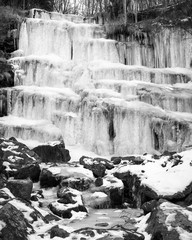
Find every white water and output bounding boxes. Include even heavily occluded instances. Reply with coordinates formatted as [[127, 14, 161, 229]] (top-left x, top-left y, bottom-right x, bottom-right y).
[[2, 9, 192, 155]]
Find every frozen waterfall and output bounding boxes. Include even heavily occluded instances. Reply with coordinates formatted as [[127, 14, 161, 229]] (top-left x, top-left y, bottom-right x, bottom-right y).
[[1, 8, 192, 155]]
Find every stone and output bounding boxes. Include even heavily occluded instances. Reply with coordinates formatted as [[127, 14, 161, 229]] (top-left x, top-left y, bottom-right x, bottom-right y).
[[0, 203, 32, 240], [0, 138, 41, 182], [60, 176, 92, 191], [79, 156, 93, 170], [95, 177, 103, 187], [7, 178, 33, 201], [33, 141, 71, 163], [14, 163, 41, 182], [92, 162, 106, 178], [146, 199, 192, 240], [184, 193, 192, 206], [40, 168, 61, 188], [50, 225, 70, 239], [49, 188, 87, 219], [141, 200, 157, 214], [111, 156, 122, 165]]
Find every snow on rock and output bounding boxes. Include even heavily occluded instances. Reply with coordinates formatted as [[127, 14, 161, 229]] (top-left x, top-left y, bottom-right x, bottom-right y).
[[145, 199, 192, 240], [113, 149, 192, 207]]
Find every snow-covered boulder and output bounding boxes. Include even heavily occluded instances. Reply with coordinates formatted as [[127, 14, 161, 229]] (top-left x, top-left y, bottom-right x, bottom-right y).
[[0, 138, 41, 182], [49, 187, 87, 219], [113, 149, 192, 207]]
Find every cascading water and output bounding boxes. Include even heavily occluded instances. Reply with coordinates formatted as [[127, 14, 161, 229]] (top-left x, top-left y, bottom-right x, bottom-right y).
[[1, 8, 192, 155]]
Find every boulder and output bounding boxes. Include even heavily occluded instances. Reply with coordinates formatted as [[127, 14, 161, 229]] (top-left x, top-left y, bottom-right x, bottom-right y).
[[91, 174, 124, 208], [0, 203, 32, 240], [40, 168, 61, 188], [95, 177, 103, 187], [0, 138, 41, 182], [7, 178, 33, 201], [111, 156, 122, 165], [50, 225, 70, 239], [0, 188, 14, 206], [33, 141, 71, 163], [113, 151, 192, 207], [92, 162, 106, 178], [60, 176, 92, 191], [79, 156, 114, 170], [146, 199, 192, 240], [49, 187, 87, 219]]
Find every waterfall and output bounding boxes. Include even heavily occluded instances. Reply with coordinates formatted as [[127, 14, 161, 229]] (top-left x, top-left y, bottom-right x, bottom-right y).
[[1, 8, 192, 155]]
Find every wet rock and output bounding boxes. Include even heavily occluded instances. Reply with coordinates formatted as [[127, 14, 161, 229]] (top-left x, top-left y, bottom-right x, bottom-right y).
[[92, 162, 106, 178], [146, 199, 192, 240], [7, 178, 33, 201], [0, 138, 41, 182], [50, 225, 70, 239], [0, 203, 32, 240], [33, 141, 71, 163], [40, 168, 61, 188], [60, 176, 92, 191]]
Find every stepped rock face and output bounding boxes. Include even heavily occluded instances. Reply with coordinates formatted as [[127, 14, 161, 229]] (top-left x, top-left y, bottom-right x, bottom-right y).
[[1, 9, 192, 155]]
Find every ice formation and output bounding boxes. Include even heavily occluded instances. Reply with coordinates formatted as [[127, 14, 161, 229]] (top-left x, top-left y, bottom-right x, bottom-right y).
[[1, 8, 192, 155]]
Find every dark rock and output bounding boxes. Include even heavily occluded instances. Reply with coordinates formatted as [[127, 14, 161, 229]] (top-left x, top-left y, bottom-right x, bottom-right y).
[[44, 213, 61, 223], [93, 157, 114, 170], [92, 162, 106, 178], [79, 156, 114, 171], [40, 168, 61, 188], [124, 230, 145, 240], [141, 200, 157, 214], [109, 187, 124, 207], [60, 176, 92, 191], [0, 173, 7, 188], [0, 188, 13, 206], [49, 188, 87, 219], [0, 138, 41, 182], [184, 193, 192, 206], [111, 156, 122, 165], [121, 156, 144, 165], [146, 199, 192, 240], [95, 177, 103, 187], [57, 187, 76, 204], [50, 225, 70, 239], [14, 163, 41, 182], [33, 141, 70, 163], [162, 151, 176, 157], [95, 222, 109, 227], [0, 203, 32, 240], [79, 156, 93, 170], [7, 178, 33, 201]]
